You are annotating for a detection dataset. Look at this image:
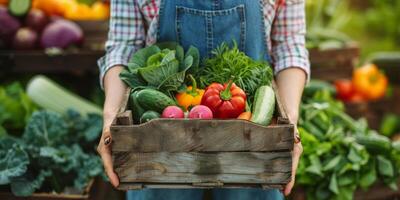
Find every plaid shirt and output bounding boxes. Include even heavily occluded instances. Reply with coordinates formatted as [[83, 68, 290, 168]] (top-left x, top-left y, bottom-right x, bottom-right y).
[[98, 0, 310, 87]]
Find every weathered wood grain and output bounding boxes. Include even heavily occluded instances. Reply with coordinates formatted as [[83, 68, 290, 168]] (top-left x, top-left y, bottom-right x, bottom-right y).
[[116, 111, 133, 126], [111, 119, 294, 152], [114, 152, 292, 185], [117, 183, 284, 190]]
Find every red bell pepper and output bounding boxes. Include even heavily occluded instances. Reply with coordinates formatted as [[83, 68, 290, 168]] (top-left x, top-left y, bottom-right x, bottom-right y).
[[201, 80, 246, 119]]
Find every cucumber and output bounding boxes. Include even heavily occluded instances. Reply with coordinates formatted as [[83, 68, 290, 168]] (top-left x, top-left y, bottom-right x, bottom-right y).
[[140, 110, 160, 124], [250, 85, 275, 126], [130, 90, 146, 124], [355, 133, 392, 154], [136, 89, 176, 113], [9, 0, 31, 17], [380, 114, 399, 137], [303, 80, 336, 98]]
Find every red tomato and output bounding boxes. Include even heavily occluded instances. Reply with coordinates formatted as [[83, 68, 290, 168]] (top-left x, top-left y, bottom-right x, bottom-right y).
[[348, 92, 366, 103], [334, 79, 354, 101]]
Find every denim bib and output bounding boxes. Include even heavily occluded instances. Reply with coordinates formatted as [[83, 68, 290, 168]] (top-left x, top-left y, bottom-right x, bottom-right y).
[[157, 0, 271, 62]]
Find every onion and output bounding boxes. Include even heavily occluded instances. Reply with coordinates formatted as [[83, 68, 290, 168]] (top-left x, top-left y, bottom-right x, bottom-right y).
[[12, 27, 38, 50], [0, 6, 21, 46], [25, 9, 48, 32], [40, 19, 84, 49]]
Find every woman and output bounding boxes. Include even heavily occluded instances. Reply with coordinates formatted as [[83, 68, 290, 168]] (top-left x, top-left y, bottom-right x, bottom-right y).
[[97, 0, 308, 199]]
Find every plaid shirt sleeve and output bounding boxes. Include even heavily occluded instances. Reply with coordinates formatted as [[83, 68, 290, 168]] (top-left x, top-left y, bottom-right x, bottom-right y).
[[270, 0, 310, 80], [97, 0, 145, 88]]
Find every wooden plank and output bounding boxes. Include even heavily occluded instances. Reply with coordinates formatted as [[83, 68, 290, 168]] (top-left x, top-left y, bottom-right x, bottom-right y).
[[114, 152, 291, 186], [117, 183, 283, 190], [309, 44, 359, 81], [111, 119, 294, 152], [116, 111, 133, 126]]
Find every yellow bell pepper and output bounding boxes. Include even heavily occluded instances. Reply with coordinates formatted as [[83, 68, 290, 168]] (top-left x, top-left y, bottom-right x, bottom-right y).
[[176, 75, 204, 111]]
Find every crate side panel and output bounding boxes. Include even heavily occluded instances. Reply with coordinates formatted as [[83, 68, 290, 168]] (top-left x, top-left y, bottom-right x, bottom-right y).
[[111, 120, 294, 152], [114, 152, 291, 185]]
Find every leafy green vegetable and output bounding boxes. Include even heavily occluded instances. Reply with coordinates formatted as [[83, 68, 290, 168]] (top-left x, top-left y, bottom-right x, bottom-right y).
[[199, 43, 273, 104], [0, 141, 29, 185], [0, 82, 36, 134], [0, 110, 103, 196], [297, 81, 400, 200], [120, 42, 200, 96]]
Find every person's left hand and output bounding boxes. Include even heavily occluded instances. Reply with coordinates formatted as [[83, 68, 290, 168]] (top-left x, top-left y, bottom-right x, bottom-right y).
[[283, 127, 303, 196]]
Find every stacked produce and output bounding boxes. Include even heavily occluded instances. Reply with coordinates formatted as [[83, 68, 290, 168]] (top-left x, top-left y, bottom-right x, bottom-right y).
[[297, 81, 400, 200], [0, 4, 84, 50], [334, 63, 388, 102], [0, 0, 109, 20], [0, 78, 104, 197], [120, 42, 275, 125]]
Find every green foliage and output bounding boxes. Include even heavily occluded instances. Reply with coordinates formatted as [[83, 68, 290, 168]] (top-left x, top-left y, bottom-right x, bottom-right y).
[[199, 43, 273, 104], [120, 42, 200, 96], [0, 110, 103, 196], [0, 82, 37, 134], [298, 82, 400, 200]]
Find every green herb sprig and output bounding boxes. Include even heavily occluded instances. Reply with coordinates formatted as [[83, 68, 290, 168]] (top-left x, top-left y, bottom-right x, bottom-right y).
[[199, 43, 273, 103]]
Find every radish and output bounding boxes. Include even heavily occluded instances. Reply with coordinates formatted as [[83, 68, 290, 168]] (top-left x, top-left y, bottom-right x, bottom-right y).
[[162, 106, 184, 119], [189, 105, 213, 119]]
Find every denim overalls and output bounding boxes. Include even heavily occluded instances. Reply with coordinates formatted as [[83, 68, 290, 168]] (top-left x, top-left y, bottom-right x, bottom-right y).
[[127, 0, 283, 199]]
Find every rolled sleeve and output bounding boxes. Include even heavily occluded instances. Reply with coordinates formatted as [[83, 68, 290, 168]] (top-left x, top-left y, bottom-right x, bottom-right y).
[[271, 0, 310, 81], [98, 0, 145, 88]]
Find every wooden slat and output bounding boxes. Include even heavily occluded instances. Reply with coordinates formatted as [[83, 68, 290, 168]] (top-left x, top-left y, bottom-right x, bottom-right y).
[[114, 152, 291, 186], [117, 183, 284, 190], [111, 119, 294, 152], [116, 111, 133, 126]]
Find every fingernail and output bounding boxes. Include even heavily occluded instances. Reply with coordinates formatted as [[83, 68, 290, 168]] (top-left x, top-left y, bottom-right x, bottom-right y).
[[104, 136, 111, 146]]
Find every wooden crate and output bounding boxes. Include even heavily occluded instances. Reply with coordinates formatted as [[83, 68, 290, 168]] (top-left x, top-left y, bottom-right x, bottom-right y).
[[0, 21, 108, 75], [309, 43, 360, 81], [0, 180, 94, 200], [111, 83, 295, 190]]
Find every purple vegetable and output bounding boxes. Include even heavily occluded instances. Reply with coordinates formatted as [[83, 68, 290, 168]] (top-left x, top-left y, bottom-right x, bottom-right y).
[[12, 27, 38, 50], [40, 19, 84, 49], [0, 6, 21, 46], [25, 9, 48, 32]]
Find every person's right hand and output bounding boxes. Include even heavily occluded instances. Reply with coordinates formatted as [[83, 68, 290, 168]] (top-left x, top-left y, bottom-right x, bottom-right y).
[[97, 126, 120, 187]]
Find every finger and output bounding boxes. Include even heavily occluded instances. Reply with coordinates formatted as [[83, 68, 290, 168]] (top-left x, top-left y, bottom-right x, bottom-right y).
[[284, 144, 302, 196], [100, 147, 120, 187]]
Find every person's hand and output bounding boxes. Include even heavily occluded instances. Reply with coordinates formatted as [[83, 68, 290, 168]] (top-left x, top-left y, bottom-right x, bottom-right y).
[[97, 126, 120, 187], [283, 127, 303, 196]]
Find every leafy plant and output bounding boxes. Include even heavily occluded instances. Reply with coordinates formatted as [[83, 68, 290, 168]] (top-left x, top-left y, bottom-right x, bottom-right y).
[[0, 82, 37, 135], [199, 43, 273, 104], [0, 110, 103, 197], [297, 83, 400, 200], [120, 42, 200, 96]]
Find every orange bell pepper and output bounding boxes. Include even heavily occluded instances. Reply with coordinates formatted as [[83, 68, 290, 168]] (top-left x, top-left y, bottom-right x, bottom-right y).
[[176, 75, 204, 111], [33, 0, 72, 16], [353, 64, 388, 100], [90, 2, 109, 20]]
